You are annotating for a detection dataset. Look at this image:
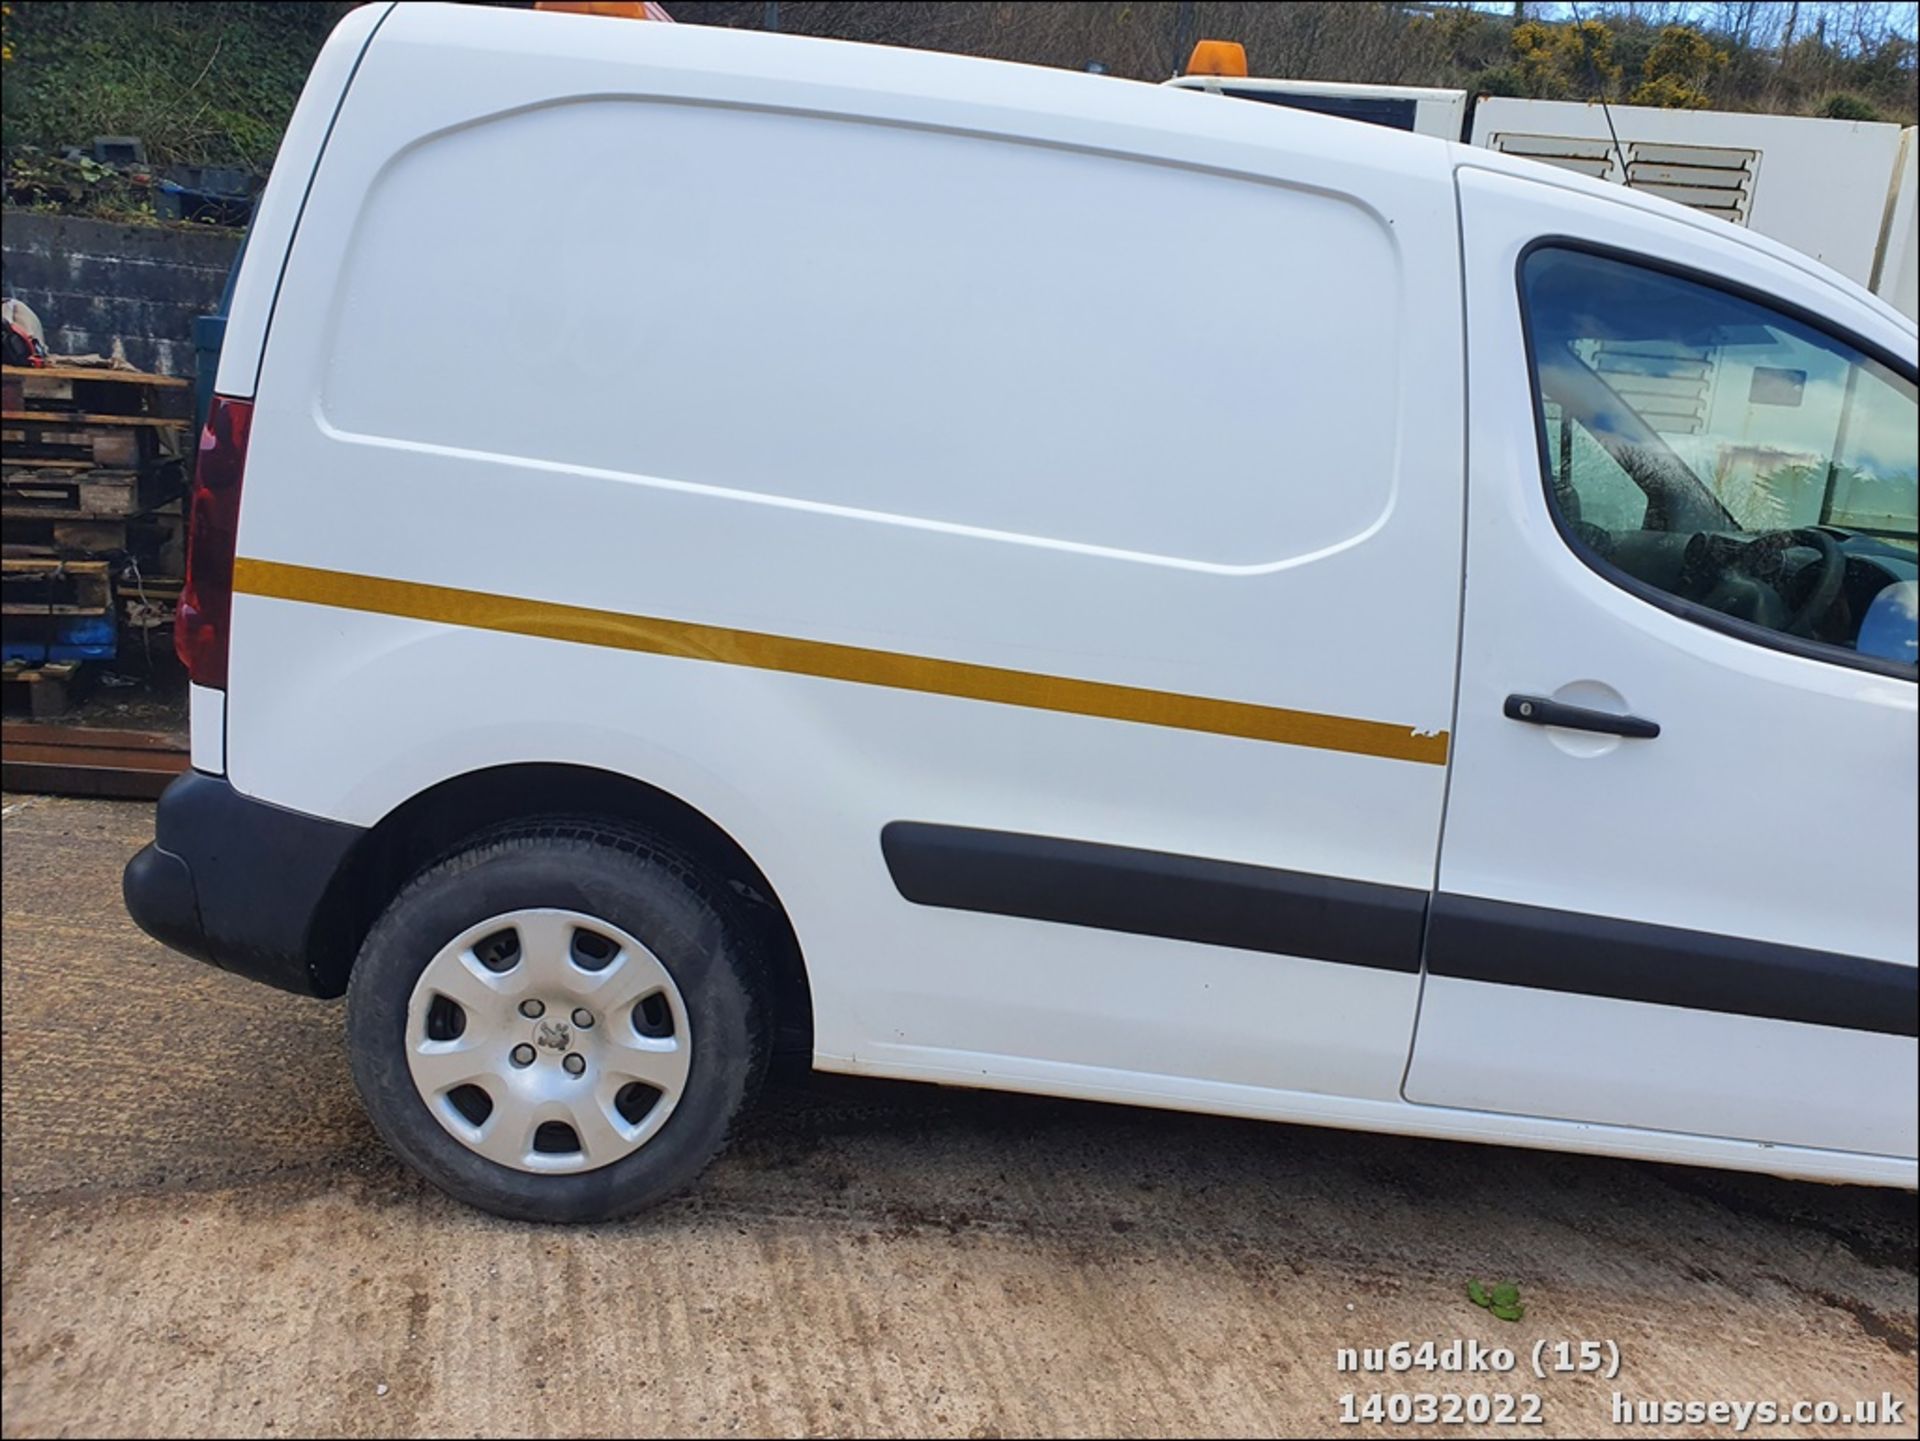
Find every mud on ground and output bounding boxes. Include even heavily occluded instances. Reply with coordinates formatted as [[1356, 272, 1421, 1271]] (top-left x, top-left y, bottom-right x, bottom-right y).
[[3, 794, 1914, 1438]]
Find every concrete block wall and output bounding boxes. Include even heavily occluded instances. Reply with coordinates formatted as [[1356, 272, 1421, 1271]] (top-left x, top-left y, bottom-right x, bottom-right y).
[[1, 213, 242, 378]]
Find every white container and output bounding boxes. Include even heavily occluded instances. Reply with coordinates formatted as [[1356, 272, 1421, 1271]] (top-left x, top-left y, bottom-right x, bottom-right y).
[[1165, 74, 1467, 139], [1472, 97, 1906, 303], [1872, 127, 1918, 320]]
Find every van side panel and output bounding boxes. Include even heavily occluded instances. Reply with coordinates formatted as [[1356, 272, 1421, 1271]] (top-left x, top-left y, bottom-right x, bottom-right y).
[[227, 8, 1466, 1106], [322, 102, 1400, 569]]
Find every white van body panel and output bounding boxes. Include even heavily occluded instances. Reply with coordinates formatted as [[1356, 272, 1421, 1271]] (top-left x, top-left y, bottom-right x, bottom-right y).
[[228, 5, 1465, 1106], [230, 591, 1918, 1185], [1407, 164, 1918, 1158], [202, 4, 1918, 1188], [1411, 981, 1916, 1160], [187, 683, 224, 775]]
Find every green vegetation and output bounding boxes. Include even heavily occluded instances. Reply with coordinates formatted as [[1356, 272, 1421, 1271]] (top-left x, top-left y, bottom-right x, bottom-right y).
[[1510, 17, 1622, 98], [1412, 3, 1913, 118], [2, 2, 350, 170], [1467, 1279, 1526, 1323], [3, 142, 150, 217], [1822, 92, 1885, 120], [1630, 25, 1732, 108]]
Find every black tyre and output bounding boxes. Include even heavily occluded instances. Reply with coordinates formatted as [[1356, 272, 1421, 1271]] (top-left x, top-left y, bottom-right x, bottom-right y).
[[346, 818, 767, 1222]]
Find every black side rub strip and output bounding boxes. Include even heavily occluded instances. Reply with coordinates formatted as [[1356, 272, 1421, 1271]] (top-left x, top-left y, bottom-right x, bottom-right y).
[[880, 822, 1426, 973], [1427, 892, 1918, 1039], [881, 824, 1916, 1037]]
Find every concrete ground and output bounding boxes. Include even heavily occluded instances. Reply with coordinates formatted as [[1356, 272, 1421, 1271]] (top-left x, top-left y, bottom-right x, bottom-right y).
[[2, 793, 1914, 1439]]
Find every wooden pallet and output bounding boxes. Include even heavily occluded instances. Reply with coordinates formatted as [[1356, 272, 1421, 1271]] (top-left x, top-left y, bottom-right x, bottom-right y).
[[2, 366, 191, 383], [0, 558, 112, 616], [1, 410, 187, 427], [0, 515, 129, 555], [1, 364, 191, 422], [0, 660, 82, 719], [1, 469, 140, 518], [1, 419, 144, 468], [2, 364, 191, 388], [0, 457, 91, 473]]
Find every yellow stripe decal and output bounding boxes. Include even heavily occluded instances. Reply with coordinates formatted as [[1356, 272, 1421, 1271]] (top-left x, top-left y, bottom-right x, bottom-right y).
[[233, 557, 1449, 766]]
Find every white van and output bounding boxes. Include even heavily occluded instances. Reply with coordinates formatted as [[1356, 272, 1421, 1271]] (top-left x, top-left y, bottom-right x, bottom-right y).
[[124, 2, 1918, 1222]]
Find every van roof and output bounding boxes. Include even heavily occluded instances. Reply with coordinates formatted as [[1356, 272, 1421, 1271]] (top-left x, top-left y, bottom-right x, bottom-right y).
[[388, 1, 1459, 177], [382, 2, 1912, 338]]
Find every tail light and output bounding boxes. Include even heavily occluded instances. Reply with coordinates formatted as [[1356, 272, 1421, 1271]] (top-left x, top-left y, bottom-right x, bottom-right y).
[[175, 395, 253, 689]]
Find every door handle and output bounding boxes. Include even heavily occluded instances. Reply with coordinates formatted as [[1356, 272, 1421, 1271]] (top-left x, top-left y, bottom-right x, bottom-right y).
[[1504, 694, 1660, 739]]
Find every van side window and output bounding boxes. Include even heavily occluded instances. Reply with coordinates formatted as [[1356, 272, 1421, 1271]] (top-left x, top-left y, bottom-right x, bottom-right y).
[[1520, 246, 1918, 672]]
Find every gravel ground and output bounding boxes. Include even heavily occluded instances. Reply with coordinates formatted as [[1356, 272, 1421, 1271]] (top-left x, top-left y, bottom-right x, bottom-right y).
[[2, 793, 1914, 1439]]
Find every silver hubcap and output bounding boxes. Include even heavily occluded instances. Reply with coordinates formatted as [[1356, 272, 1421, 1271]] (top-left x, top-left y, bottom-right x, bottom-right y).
[[405, 908, 691, 1174]]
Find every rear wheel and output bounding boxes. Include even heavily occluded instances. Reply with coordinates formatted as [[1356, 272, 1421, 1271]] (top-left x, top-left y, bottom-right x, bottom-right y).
[[346, 820, 766, 1222]]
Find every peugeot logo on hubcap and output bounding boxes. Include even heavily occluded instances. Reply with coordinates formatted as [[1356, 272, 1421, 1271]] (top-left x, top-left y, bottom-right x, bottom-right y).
[[534, 1019, 571, 1051]]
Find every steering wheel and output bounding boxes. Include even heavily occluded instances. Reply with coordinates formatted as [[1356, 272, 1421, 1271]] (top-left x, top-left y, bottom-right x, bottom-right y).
[[1738, 527, 1847, 639]]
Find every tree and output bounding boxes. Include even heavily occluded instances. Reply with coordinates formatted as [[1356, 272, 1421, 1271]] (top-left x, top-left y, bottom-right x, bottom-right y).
[[1628, 25, 1730, 107], [1512, 17, 1621, 99], [1821, 92, 1883, 120]]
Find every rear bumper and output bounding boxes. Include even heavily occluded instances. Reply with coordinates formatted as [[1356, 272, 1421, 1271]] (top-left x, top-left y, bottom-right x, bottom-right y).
[[123, 771, 364, 997]]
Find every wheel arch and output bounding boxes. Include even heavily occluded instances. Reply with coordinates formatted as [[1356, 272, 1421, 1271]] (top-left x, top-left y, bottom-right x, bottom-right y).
[[307, 762, 814, 1062]]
